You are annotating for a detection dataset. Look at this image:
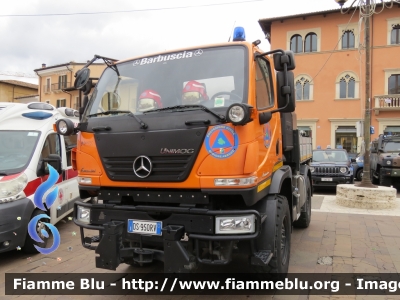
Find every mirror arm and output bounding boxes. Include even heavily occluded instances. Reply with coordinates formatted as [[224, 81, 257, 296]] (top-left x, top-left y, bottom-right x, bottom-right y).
[[255, 48, 284, 58], [79, 54, 120, 77]]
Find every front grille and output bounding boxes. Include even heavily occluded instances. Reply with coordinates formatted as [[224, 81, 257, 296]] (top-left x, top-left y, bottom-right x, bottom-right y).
[[314, 166, 342, 176], [103, 155, 192, 182]]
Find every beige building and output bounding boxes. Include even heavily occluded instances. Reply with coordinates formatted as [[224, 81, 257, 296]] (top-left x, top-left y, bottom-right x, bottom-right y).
[[0, 80, 38, 103], [34, 62, 107, 109]]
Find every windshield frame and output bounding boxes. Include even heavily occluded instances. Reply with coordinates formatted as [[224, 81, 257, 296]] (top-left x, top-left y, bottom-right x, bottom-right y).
[[83, 45, 249, 122], [0, 130, 41, 176]]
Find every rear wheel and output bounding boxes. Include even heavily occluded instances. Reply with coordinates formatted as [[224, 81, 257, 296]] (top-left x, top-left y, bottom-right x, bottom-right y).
[[293, 177, 311, 228]]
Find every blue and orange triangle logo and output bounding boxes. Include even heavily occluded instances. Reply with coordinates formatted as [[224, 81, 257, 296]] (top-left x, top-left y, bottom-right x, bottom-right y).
[[212, 130, 232, 148]]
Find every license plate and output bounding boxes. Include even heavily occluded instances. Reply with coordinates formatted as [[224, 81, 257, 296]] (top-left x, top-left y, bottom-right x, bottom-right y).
[[127, 219, 162, 236], [321, 178, 333, 182]]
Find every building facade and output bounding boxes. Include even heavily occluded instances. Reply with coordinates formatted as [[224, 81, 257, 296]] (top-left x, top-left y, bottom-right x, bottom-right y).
[[0, 80, 38, 103], [34, 62, 107, 110], [259, 4, 400, 154]]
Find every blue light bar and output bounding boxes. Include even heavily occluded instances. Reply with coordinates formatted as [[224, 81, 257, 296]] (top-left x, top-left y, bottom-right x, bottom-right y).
[[22, 112, 53, 120], [232, 27, 246, 42]]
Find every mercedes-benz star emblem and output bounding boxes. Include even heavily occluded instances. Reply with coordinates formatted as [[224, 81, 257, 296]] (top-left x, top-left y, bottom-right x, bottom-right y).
[[194, 49, 203, 56], [133, 156, 152, 178]]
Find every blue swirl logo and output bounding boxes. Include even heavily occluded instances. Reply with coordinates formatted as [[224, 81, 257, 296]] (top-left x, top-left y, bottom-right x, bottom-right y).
[[28, 165, 61, 254]]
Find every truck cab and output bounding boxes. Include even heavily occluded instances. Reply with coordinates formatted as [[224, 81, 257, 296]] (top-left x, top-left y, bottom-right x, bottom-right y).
[[0, 102, 80, 253], [56, 31, 313, 273]]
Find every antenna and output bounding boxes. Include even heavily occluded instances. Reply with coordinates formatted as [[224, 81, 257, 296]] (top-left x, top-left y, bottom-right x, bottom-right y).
[[227, 21, 236, 42]]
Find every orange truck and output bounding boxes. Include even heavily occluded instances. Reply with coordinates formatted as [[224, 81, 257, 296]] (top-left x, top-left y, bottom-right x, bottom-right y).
[[56, 28, 313, 273]]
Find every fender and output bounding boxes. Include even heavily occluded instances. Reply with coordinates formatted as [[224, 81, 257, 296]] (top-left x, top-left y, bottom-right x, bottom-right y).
[[269, 165, 292, 194]]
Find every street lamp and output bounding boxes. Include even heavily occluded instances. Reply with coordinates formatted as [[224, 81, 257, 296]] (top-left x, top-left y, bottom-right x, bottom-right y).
[[334, 0, 400, 188]]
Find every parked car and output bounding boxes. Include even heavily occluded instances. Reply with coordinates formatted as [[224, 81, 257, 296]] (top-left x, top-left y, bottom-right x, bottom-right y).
[[310, 148, 355, 190], [352, 154, 364, 181]]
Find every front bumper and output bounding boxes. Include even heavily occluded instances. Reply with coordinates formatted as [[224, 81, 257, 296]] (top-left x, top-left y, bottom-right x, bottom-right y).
[[73, 201, 266, 273], [0, 198, 34, 253], [380, 168, 400, 177], [312, 175, 353, 187]]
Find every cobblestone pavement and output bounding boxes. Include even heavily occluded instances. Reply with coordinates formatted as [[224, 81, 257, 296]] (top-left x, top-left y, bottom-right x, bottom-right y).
[[2, 193, 400, 299]]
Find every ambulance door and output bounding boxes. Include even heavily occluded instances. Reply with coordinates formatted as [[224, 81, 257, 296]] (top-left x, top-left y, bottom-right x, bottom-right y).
[[62, 135, 79, 215]]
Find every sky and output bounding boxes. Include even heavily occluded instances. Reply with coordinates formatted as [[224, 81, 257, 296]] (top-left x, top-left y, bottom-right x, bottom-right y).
[[0, 0, 342, 85]]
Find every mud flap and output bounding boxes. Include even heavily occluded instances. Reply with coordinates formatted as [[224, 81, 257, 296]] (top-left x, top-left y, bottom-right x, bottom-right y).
[[95, 221, 124, 270]]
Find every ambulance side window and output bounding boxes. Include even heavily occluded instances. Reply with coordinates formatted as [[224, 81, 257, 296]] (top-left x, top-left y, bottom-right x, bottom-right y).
[[255, 57, 274, 110], [41, 133, 61, 159], [64, 135, 77, 167]]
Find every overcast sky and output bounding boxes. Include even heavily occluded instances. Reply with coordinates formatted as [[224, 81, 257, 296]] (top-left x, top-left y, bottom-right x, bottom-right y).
[[0, 0, 341, 85]]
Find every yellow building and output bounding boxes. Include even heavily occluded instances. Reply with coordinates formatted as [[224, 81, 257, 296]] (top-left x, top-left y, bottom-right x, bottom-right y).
[[0, 80, 38, 103], [259, 4, 400, 154], [34, 62, 107, 109]]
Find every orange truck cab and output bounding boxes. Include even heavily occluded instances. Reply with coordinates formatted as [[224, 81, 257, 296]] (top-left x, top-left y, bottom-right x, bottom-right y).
[[57, 28, 313, 273]]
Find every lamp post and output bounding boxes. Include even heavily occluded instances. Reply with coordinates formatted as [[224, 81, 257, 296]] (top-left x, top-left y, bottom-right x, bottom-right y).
[[334, 0, 399, 188]]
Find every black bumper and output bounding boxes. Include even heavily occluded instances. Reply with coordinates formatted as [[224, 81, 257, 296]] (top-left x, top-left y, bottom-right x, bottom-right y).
[[73, 201, 265, 272], [312, 175, 353, 187], [0, 198, 35, 253]]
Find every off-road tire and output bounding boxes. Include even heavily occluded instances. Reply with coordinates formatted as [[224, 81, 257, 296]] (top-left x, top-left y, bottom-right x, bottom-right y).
[[293, 177, 311, 228], [371, 170, 379, 185], [356, 169, 363, 181], [379, 174, 392, 187], [23, 210, 49, 254], [255, 195, 291, 274]]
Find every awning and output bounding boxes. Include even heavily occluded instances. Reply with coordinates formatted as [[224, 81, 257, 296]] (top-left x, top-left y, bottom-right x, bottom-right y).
[[384, 126, 400, 133], [335, 126, 356, 133], [298, 126, 311, 131]]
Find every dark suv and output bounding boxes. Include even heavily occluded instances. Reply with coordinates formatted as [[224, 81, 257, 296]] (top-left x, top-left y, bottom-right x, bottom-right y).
[[370, 134, 400, 187], [310, 148, 354, 189]]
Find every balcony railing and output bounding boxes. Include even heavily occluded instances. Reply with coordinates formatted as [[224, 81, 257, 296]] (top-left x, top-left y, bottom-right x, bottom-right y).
[[51, 82, 72, 93], [43, 85, 51, 94], [373, 94, 400, 115]]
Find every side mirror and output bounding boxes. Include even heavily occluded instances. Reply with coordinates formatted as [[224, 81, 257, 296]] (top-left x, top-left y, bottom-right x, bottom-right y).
[[74, 68, 91, 90], [276, 71, 295, 112], [273, 51, 296, 71], [37, 154, 62, 177], [351, 158, 356, 163]]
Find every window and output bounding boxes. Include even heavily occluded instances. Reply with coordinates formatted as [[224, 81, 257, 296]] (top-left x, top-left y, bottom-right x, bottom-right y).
[[304, 33, 317, 53], [255, 57, 274, 109], [388, 74, 400, 94], [64, 135, 77, 167], [45, 78, 51, 93], [295, 77, 310, 100], [391, 25, 400, 45], [58, 75, 67, 89], [342, 30, 355, 49], [339, 74, 356, 98], [290, 35, 303, 53], [41, 133, 61, 160], [56, 99, 66, 108]]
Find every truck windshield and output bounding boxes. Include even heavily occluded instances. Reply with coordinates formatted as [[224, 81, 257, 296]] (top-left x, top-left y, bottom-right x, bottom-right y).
[[384, 141, 400, 152], [312, 150, 348, 162], [84, 46, 247, 120], [0, 130, 40, 175]]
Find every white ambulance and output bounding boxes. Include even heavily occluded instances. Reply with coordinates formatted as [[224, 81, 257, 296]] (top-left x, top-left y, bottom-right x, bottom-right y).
[[0, 102, 81, 253]]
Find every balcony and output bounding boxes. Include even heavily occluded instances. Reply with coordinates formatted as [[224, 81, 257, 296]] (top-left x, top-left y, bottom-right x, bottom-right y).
[[373, 94, 400, 115], [51, 82, 72, 93], [43, 85, 51, 94]]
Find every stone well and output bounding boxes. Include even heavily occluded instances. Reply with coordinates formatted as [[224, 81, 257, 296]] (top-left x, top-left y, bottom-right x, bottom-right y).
[[336, 184, 397, 209]]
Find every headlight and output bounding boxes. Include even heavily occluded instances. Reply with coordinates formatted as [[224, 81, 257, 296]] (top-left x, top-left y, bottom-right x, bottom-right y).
[[386, 160, 392, 165], [226, 103, 252, 125], [214, 176, 257, 186], [310, 167, 315, 173], [215, 215, 255, 234], [77, 205, 91, 224], [78, 177, 92, 185], [340, 167, 347, 173], [55, 118, 75, 135], [0, 173, 28, 204]]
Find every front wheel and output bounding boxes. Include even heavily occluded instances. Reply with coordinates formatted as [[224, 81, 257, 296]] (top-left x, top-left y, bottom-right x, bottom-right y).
[[356, 169, 363, 181], [23, 210, 49, 254]]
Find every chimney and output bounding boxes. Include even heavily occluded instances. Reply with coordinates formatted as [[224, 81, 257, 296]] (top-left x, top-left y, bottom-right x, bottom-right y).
[[42, 63, 46, 68]]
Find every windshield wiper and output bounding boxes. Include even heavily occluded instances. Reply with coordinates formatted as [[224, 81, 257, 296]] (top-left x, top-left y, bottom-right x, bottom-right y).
[[88, 110, 147, 129], [144, 105, 225, 122]]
